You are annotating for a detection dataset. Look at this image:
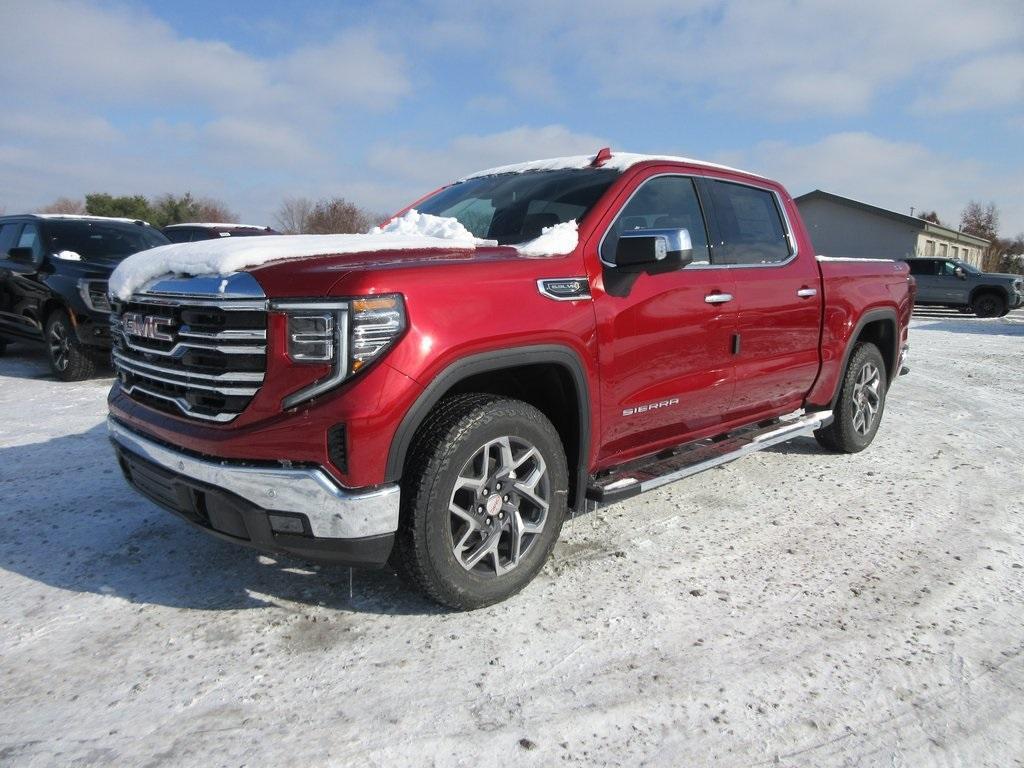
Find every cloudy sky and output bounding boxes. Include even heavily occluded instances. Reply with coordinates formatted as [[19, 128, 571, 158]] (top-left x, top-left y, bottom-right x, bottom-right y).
[[2, 0, 1022, 233]]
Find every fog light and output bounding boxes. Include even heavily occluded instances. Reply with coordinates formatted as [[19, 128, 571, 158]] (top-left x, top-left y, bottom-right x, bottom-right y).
[[268, 513, 307, 535]]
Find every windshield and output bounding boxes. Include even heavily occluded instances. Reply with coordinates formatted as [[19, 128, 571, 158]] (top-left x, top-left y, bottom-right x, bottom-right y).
[[45, 220, 169, 261], [415, 169, 619, 245]]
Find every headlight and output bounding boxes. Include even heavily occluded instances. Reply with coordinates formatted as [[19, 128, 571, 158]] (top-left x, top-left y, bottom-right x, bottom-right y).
[[274, 294, 406, 409], [77, 279, 111, 313]]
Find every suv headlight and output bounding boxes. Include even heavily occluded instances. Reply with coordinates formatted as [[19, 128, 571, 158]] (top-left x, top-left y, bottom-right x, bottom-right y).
[[274, 294, 406, 409], [77, 279, 112, 313]]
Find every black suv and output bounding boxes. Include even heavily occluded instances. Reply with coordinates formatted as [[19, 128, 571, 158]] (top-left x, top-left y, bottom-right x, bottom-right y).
[[162, 223, 278, 242], [0, 214, 169, 380]]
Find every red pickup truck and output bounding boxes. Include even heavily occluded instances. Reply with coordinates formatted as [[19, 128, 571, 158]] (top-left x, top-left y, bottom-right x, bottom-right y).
[[107, 150, 913, 609]]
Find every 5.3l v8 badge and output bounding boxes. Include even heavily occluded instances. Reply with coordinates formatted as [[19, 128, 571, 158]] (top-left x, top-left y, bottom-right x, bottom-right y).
[[536, 277, 592, 302]]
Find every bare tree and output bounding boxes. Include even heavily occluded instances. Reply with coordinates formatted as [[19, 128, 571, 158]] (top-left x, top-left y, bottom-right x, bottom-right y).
[[39, 197, 86, 214], [306, 197, 376, 234], [275, 196, 315, 234], [961, 201, 1003, 271], [194, 197, 238, 223], [916, 210, 942, 225]]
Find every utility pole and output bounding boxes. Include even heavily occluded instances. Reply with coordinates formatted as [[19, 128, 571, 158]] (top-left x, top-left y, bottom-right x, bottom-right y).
[[910, 206, 915, 217]]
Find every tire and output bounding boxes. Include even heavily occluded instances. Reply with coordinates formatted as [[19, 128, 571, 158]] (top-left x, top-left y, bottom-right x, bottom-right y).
[[391, 393, 569, 610], [45, 310, 96, 381], [972, 291, 1004, 318], [814, 342, 887, 454]]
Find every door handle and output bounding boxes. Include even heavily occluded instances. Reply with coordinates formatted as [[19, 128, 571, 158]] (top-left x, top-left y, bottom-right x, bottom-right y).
[[796, 288, 817, 298], [705, 293, 733, 304]]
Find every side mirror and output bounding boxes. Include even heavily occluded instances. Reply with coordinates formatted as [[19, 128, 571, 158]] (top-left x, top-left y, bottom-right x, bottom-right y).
[[613, 228, 693, 268]]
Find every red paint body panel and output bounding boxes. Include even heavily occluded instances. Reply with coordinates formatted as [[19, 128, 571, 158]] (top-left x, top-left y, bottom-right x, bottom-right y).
[[110, 158, 912, 494]]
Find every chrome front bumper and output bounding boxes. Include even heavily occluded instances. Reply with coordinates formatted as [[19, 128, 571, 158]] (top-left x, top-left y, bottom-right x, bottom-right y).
[[107, 418, 400, 539]]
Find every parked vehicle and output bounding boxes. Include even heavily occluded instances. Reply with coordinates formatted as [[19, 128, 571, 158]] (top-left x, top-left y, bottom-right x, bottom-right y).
[[0, 214, 169, 379], [162, 223, 278, 243], [107, 150, 913, 609], [903, 257, 1023, 317]]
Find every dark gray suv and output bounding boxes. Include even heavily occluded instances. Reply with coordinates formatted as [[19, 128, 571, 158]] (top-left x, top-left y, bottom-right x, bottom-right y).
[[903, 258, 1023, 317]]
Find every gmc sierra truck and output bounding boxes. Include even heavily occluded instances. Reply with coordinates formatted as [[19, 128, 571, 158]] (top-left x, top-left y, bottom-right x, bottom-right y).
[[106, 150, 913, 609]]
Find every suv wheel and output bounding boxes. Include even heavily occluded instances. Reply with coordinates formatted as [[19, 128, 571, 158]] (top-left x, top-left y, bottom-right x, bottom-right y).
[[972, 292, 1004, 318], [815, 342, 887, 454], [45, 310, 96, 381], [392, 393, 568, 610]]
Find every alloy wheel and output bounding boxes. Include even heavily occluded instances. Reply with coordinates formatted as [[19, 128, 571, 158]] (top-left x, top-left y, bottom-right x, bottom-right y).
[[851, 362, 881, 435], [49, 321, 70, 372], [448, 436, 550, 577]]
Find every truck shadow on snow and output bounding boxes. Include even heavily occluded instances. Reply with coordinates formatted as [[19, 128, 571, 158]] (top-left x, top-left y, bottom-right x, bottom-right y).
[[0, 423, 444, 616]]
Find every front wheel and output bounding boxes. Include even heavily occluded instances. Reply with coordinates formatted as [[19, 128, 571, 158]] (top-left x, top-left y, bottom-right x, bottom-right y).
[[972, 292, 1004, 318], [392, 394, 568, 610], [815, 342, 888, 453], [45, 310, 96, 381]]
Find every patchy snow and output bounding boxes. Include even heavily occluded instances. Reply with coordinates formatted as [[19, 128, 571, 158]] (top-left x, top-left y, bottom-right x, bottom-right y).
[[109, 215, 490, 300], [164, 223, 271, 230], [34, 213, 148, 224], [371, 208, 492, 244], [515, 220, 579, 257], [52, 250, 82, 261], [461, 150, 759, 181], [1, 308, 1023, 766]]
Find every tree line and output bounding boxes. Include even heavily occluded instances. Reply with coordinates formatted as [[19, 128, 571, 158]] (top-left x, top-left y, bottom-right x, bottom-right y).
[[35, 193, 383, 235], [918, 201, 1023, 274]]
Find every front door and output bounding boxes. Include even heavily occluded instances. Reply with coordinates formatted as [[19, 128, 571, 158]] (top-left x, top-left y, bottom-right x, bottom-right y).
[[588, 173, 738, 462]]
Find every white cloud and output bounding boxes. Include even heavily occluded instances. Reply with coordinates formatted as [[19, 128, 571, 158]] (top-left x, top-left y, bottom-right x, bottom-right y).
[[916, 53, 1024, 113], [368, 125, 611, 187], [723, 131, 1024, 234]]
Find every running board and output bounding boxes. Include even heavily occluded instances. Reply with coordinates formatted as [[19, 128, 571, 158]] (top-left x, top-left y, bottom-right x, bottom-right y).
[[586, 410, 833, 505]]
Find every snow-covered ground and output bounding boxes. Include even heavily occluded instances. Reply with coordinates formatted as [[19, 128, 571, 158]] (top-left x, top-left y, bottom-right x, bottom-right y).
[[1, 309, 1022, 767]]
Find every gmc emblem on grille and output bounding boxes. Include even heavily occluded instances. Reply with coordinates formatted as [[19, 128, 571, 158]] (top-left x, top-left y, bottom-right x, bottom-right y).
[[122, 312, 174, 342]]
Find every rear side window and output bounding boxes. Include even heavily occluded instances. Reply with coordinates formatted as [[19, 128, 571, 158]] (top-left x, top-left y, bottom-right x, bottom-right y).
[[17, 224, 43, 258], [601, 175, 711, 265], [0, 223, 19, 256], [906, 260, 935, 276], [706, 180, 791, 265], [164, 228, 193, 243]]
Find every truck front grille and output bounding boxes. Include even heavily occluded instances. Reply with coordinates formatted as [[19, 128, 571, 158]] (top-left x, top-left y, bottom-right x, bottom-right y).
[[111, 294, 268, 422]]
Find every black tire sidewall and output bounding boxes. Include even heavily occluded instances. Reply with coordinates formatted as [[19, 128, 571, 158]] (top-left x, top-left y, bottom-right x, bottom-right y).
[[835, 344, 887, 452], [416, 402, 568, 608], [973, 293, 1003, 318], [44, 310, 94, 381]]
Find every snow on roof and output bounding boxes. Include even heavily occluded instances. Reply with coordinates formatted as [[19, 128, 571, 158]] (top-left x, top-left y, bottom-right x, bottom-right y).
[[164, 222, 270, 229], [109, 210, 492, 300], [34, 213, 149, 224], [460, 150, 760, 181]]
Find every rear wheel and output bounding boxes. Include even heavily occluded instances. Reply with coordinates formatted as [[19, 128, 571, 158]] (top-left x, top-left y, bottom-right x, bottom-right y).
[[815, 342, 887, 453], [392, 393, 568, 610], [972, 292, 1004, 318], [45, 310, 96, 381]]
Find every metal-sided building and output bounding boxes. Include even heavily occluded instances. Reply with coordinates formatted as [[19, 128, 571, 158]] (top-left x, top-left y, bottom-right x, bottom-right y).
[[794, 190, 988, 267]]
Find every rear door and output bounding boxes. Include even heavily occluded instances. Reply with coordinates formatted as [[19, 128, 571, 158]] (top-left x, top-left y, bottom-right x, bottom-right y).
[[589, 173, 738, 461], [906, 259, 939, 301], [701, 178, 822, 422]]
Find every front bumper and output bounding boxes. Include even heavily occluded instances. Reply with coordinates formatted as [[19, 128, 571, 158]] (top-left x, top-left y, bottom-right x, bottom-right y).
[[108, 418, 399, 566]]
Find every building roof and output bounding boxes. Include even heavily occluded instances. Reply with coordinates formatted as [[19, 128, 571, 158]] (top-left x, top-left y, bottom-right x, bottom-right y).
[[794, 190, 989, 248]]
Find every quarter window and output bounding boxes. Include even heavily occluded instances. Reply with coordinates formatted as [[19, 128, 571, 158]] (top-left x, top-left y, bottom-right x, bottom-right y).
[[17, 224, 43, 258], [705, 180, 791, 265], [601, 175, 710, 266]]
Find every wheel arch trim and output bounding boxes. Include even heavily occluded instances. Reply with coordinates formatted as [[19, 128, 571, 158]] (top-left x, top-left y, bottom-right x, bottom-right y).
[[829, 307, 900, 409], [385, 344, 592, 511]]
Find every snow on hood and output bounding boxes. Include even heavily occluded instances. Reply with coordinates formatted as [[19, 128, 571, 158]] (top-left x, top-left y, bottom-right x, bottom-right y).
[[460, 150, 758, 181], [109, 210, 496, 300], [515, 220, 579, 257]]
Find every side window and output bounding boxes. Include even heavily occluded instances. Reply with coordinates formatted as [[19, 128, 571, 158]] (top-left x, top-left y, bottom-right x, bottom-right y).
[[706, 180, 791, 265], [17, 224, 43, 258], [164, 228, 192, 244], [939, 261, 959, 276], [601, 176, 710, 265], [906, 260, 930, 276], [0, 223, 19, 256]]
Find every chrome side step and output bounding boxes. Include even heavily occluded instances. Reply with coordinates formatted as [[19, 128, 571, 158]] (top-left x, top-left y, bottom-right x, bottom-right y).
[[586, 410, 833, 505]]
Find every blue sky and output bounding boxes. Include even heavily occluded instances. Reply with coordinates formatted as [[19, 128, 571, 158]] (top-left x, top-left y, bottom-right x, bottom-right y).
[[2, 0, 1022, 231]]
